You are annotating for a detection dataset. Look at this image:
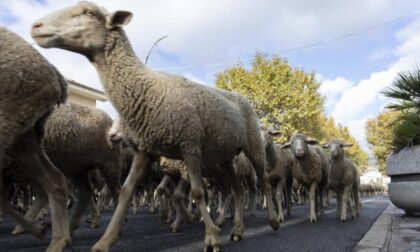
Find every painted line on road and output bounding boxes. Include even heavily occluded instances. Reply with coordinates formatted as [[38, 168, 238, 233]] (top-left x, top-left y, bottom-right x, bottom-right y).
[[158, 196, 385, 252]]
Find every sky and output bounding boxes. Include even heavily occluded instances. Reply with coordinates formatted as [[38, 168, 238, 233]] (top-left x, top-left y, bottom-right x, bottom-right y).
[[2, 0, 420, 155]]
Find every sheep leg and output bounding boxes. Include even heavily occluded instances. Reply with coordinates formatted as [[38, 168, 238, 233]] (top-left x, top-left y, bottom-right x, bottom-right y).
[[91, 152, 152, 252], [12, 183, 48, 235], [336, 189, 343, 219], [132, 190, 138, 214], [89, 194, 101, 229], [348, 193, 356, 220], [353, 183, 360, 218], [207, 187, 216, 214], [166, 194, 175, 224], [248, 184, 257, 218], [99, 165, 121, 210], [97, 185, 111, 213], [309, 182, 317, 223], [8, 128, 70, 251], [216, 191, 223, 215], [183, 154, 220, 252], [223, 161, 245, 242], [69, 175, 91, 235], [275, 182, 285, 222], [148, 183, 158, 214], [245, 149, 279, 231], [341, 185, 352, 222], [215, 192, 231, 227], [171, 177, 193, 232]]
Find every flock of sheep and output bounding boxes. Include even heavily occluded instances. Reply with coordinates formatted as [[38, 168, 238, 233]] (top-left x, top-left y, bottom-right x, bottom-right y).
[[0, 2, 385, 252]]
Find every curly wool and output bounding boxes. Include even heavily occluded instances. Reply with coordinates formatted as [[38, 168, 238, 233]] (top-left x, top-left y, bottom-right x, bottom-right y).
[[0, 27, 67, 151]]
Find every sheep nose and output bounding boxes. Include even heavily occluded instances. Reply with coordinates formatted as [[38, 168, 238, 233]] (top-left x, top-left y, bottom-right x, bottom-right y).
[[32, 21, 43, 29]]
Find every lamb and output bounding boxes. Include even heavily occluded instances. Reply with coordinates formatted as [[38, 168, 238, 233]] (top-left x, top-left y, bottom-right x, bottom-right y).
[[0, 26, 70, 251], [32, 3, 279, 251], [322, 139, 360, 221], [10, 103, 123, 235], [282, 133, 328, 223]]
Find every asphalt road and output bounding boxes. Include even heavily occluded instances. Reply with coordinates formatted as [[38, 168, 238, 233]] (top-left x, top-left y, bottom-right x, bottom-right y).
[[0, 196, 389, 252]]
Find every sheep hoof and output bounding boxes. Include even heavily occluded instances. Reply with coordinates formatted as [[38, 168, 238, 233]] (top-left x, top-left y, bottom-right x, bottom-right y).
[[90, 222, 100, 229], [12, 225, 25, 235], [204, 244, 220, 252], [269, 218, 280, 230], [91, 243, 109, 252], [170, 226, 180, 233], [231, 234, 241, 241]]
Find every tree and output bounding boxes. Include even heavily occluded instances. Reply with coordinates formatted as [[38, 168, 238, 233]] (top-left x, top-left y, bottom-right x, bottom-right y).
[[216, 53, 369, 169], [216, 53, 324, 143], [366, 110, 399, 174], [382, 67, 420, 150]]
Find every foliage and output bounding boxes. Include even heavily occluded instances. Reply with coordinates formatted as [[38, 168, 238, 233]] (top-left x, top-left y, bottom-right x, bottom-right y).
[[382, 67, 420, 150], [366, 110, 399, 173], [215, 53, 368, 169]]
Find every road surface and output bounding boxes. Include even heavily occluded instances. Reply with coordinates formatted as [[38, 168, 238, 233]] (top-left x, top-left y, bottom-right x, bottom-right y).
[[0, 196, 389, 252]]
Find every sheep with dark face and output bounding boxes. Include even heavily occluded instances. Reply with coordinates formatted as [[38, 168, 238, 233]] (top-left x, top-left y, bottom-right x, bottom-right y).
[[323, 139, 360, 221], [282, 133, 328, 223], [32, 3, 279, 251], [0, 26, 69, 251]]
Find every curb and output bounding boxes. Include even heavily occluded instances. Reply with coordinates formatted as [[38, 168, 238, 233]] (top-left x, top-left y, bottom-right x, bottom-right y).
[[353, 203, 394, 252]]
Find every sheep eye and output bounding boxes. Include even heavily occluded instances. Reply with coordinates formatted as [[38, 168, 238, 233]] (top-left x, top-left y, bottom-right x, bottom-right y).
[[84, 10, 95, 16]]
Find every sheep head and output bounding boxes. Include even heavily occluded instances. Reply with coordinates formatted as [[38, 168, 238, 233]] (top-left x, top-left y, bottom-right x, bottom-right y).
[[282, 133, 318, 159], [31, 1, 132, 57], [322, 139, 352, 159]]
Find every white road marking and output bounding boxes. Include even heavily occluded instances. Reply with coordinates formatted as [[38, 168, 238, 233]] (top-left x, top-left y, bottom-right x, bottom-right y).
[[158, 197, 386, 252]]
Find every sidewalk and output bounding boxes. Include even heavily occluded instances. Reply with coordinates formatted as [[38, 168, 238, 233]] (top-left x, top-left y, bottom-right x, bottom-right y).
[[354, 202, 420, 252]]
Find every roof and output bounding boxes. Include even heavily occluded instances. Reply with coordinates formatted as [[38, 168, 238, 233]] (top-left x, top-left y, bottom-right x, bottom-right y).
[[67, 79, 108, 102]]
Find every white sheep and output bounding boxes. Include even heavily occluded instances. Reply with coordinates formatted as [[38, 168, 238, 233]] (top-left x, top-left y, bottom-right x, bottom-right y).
[[32, 3, 280, 251], [323, 139, 360, 221], [282, 133, 328, 223]]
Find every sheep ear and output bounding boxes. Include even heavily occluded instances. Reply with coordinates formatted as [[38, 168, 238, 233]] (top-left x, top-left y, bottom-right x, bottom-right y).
[[306, 139, 319, 145], [281, 142, 291, 149], [269, 130, 282, 137], [342, 143, 353, 147], [106, 10, 133, 29], [322, 144, 330, 149]]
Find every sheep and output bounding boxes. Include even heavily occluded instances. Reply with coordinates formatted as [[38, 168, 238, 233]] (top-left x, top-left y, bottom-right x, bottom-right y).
[[32, 3, 279, 251], [0, 26, 70, 251], [11, 103, 122, 236], [259, 128, 294, 222], [234, 153, 258, 218], [282, 133, 328, 223], [322, 139, 361, 221], [270, 145, 294, 222]]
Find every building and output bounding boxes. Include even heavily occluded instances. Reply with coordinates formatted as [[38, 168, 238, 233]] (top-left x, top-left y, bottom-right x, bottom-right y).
[[67, 80, 107, 108]]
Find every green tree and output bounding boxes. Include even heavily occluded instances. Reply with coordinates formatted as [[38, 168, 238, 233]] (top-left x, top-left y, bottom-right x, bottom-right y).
[[366, 110, 399, 174], [382, 67, 420, 150], [216, 53, 324, 142], [216, 53, 369, 169]]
